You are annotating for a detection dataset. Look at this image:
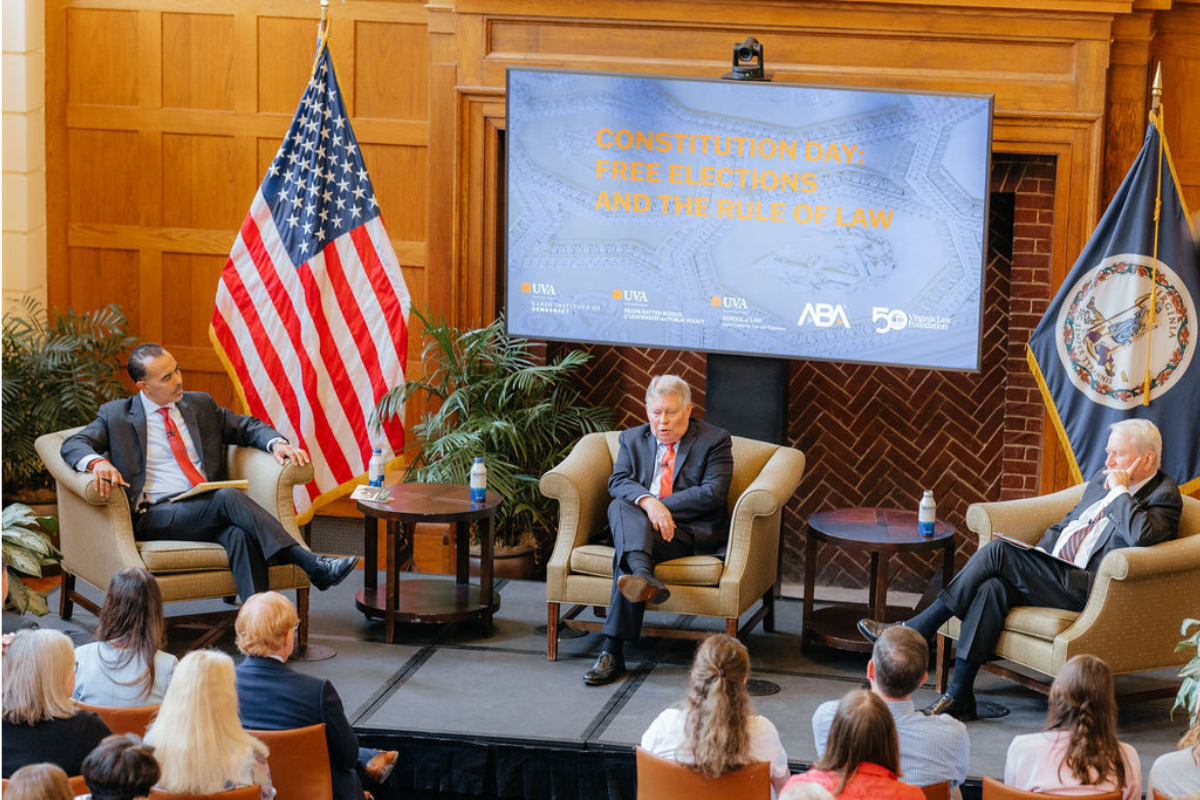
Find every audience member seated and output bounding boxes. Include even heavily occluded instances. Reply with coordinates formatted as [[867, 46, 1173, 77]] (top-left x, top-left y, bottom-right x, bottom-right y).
[[813, 626, 969, 792], [74, 568, 177, 706], [3, 763, 75, 800], [1148, 704, 1200, 799], [779, 783, 835, 800], [2, 629, 113, 778], [1004, 654, 1140, 800], [232, 591, 398, 799], [784, 689, 924, 800], [640, 634, 789, 795], [144, 650, 274, 798], [80, 734, 161, 800]]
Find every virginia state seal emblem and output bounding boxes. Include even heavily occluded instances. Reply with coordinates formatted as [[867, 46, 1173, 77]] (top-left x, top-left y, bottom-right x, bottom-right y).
[[1055, 253, 1195, 409]]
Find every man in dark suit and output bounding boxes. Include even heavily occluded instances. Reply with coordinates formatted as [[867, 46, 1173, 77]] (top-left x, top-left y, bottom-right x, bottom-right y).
[[859, 418, 1183, 720], [60, 342, 356, 601], [584, 375, 734, 686], [234, 591, 397, 799]]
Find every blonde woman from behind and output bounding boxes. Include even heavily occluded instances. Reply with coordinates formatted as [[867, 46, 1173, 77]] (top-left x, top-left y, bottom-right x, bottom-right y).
[[640, 633, 790, 795], [144, 650, 274, 798]]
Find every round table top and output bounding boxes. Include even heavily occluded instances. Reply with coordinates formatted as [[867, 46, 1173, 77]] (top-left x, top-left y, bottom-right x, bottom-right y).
[[355, 482, 501, 522], [807, 507, 955, 552]]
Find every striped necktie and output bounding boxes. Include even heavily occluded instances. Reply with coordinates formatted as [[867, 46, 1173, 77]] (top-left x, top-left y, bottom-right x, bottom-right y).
[[1058, 509, 1105, 564]]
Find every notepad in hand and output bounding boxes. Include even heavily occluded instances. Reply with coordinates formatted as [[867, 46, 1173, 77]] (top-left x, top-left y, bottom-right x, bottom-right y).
[[170, 480, 250, 502]]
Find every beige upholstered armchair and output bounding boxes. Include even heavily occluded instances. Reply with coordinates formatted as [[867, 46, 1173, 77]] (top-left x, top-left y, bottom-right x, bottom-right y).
[[35, 428, 316, 648], [937, 486, 1200, 698], [541, 431, 805, 660]]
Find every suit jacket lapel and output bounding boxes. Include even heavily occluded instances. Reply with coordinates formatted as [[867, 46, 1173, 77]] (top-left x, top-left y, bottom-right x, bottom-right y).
[[129, 395, 148, 464], [640, 428, 658, 486], [176, 397, 206, 474], [673, 422, 698, 478]]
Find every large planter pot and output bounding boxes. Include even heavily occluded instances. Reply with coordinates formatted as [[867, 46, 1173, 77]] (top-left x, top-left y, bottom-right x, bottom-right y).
[[470, 543, 536, 580]]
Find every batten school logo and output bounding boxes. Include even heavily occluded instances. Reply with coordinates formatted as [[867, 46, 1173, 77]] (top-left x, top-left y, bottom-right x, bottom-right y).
[[712, 295, 749, 310], [1055, 254, 1195, 409]]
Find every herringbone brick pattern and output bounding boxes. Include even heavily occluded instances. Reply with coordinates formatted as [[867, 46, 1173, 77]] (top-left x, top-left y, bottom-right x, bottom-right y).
[[553, 155, 1056, 593]]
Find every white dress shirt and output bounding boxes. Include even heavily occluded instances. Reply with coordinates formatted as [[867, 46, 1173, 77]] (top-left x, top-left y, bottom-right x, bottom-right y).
[[1049, 476, 1151, 567]]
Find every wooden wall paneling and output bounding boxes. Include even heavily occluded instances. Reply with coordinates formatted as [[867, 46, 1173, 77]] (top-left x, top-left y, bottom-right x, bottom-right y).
[[1105, 12, 1156, 208], [424, 4, 459, 322], [67, 129, 142, 226], [455, 90, 505, 328], [162, 13, 236, 111], [354, 22, 430, 121], [65, 8, 138, 107], [1152, 4, 1200, 211], [67, 248, 140, 328], [256, 16, 321, 115], [161, 253, 228, 347]]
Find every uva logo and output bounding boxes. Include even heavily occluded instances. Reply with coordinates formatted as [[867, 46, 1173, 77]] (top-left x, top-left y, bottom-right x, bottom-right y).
[[612, 289, 648, 302], [520, 282, 556, 296], [711, 295, 749, 310], [797, 302, 850, 327]]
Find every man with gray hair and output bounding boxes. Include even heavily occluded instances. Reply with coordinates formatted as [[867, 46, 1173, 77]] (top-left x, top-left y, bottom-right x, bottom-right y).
[[584, 375, 734, 686], [813, 626, 969, 791], [860, 418, 1182, 719]]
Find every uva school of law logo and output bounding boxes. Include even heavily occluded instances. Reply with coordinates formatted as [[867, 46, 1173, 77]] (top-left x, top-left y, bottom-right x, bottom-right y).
[[1055, 253, 1195, 409]]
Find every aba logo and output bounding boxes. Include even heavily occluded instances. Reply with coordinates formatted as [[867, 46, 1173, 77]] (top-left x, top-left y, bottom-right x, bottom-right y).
[[797, 302, 849, 328], [613, 289, 648, 302], [520, 282, 556, 296], [1055, 254, 1195, 409], [711, 295, 749, 310]]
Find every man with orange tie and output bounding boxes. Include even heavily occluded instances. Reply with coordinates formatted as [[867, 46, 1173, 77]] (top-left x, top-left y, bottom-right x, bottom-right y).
[[61, 343, 357, 602], [859, 418, 1182, 720], [584, 375, 734, 686]]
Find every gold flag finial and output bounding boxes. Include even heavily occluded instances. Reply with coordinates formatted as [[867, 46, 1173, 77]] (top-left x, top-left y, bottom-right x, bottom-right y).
[[1151, 63, 1163, 114]]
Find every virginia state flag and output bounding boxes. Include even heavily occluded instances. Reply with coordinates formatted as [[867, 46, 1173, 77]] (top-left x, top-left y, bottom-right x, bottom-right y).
[[1027, 110, 1200, 494]]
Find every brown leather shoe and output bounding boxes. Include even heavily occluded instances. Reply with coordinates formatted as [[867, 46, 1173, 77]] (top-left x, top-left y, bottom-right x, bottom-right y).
[[856, 618, 900, 643], [617, 573, 670, 604], [364, 750, 398, 783], [920, 693, 978, 721]]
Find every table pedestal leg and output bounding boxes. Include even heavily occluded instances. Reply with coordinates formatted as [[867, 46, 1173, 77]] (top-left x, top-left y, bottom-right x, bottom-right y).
[[385, 520, 400, 644], [873, 554, 889, 622], [802, 528, 817, 647], [363, 515, 378, 593], [479, 513, 495, 637]]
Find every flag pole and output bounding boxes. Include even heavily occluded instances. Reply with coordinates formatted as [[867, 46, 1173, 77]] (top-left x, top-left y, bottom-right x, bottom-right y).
[[1142, 63, 1164, 406]]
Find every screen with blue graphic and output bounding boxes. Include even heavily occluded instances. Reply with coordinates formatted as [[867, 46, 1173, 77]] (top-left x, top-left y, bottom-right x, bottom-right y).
[[505, 68, 993, 371]]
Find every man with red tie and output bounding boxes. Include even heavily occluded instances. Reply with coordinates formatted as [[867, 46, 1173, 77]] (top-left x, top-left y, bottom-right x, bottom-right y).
[[584, 375, 734, 686], [859, 418, 1182, 720], [61, 343, 357, 602]]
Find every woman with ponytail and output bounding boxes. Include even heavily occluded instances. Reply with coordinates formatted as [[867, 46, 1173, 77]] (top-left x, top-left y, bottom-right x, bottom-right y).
[[639, 634, 789, 794], [1004, 654, 1140, 800]]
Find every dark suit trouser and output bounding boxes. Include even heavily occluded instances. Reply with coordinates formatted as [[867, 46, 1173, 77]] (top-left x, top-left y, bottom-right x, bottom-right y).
[[135, 487, 297, 601], [602, 498, 698, 642], [940, 540, 1089, 664]]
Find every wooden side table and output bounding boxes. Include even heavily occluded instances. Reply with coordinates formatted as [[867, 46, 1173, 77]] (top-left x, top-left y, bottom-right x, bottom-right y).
[[802, 507, 955, 653], [356, 483, 502, 643]]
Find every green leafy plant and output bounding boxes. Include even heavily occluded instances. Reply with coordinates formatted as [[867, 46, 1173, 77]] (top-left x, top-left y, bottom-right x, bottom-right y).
[[3, 503, 63, 615], [375, 310, 614, 550], [1173, 618, 1200, 725], [2, 297, 138, 500]]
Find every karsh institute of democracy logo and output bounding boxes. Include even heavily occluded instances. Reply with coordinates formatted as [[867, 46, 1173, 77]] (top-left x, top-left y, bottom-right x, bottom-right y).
[[1055, 253, 1195, 409]]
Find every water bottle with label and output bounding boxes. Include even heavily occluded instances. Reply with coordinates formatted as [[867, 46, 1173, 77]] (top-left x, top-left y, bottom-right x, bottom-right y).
[[918, 489, 936, 537], [368, 448, 385, 488], [470, 457, 487, 503]]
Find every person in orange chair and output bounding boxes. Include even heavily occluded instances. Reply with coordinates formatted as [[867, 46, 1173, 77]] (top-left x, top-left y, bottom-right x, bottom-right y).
[[232, 591, 398, 799], [144, 650, 273, 799], [640, 634, 790, 795], [1004, 655, 1140, 800], [73, 568, 177, 707], [60, 343, 357, 603], [81, 734, 161, 800], [859, 418, 1182, 720], [584, 375, 734, 686], [784, 689, 924, 800]]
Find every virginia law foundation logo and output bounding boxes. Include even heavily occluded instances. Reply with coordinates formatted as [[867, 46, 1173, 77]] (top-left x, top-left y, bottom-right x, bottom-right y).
[[520, 282, 557, 296], [1055, 253, 1195, 409]]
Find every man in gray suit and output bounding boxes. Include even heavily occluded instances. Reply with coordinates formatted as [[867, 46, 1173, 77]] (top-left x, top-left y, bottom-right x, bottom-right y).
[[60, 343, 356, 601], [860, 418, 1182, 720], [584, 375, 734, 685]]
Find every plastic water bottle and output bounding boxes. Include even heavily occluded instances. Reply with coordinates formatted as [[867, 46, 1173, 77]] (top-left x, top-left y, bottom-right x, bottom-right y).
[[470, 457, 487, 503], [918, 490, 936, 537], [368, 448, 385, 488]]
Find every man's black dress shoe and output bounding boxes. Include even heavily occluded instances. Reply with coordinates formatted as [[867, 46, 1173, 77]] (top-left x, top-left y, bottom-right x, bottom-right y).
[[921, 693, 978, 721], [856, 618, 901, 643], [310, 555, 358, 590], [583, 650, 626, 686], [617, 573, 670, 604]]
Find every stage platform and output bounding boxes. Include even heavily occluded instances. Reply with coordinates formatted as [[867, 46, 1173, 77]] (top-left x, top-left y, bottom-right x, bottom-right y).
[[15, 572, 1188, 800]]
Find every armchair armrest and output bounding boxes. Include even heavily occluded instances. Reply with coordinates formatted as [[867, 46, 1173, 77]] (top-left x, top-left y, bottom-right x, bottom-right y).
[[541, 433, 616, 597], [723, 446, 805, 602], [225, 445, 314, 546], [966, 484, 1086, 546]]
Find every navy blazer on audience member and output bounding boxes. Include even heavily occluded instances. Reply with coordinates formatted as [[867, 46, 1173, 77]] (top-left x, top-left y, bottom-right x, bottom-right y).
[[235, 655, 363, 800]]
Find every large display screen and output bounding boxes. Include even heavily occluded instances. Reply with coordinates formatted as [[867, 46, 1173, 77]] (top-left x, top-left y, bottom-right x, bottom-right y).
[[505, 68, 993, 371]]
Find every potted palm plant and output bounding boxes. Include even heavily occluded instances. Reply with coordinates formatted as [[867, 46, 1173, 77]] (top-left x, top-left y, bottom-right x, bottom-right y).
[[2, 298, 138, 505], [3, 503, 63, 615], [375, 311, 614, 577]]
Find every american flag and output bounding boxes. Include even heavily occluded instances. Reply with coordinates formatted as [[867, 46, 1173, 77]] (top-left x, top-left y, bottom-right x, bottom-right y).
[[211, 41, 410, 520]]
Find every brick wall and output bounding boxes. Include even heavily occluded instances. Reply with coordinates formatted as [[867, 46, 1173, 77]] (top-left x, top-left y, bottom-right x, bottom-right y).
[[552, 154, 1057, 592]]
